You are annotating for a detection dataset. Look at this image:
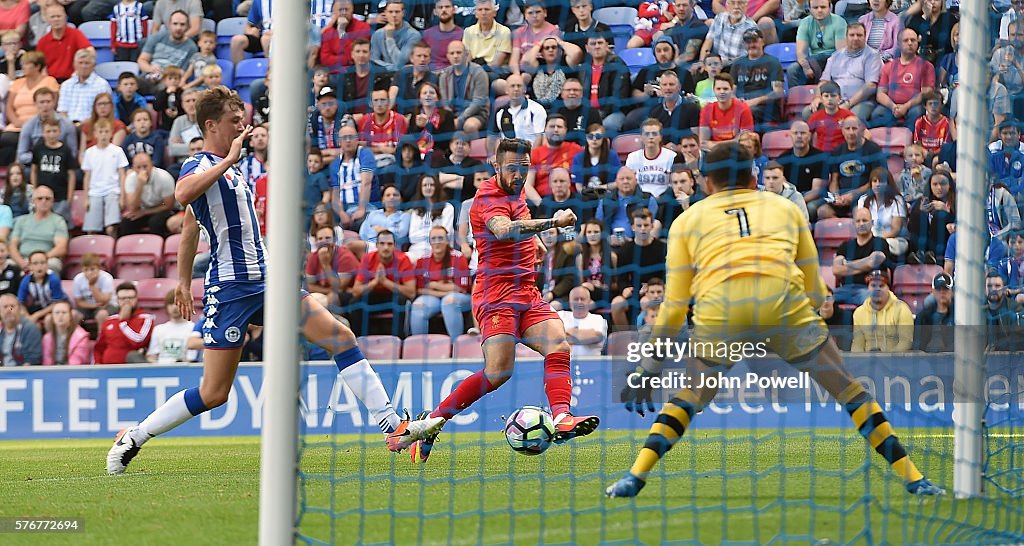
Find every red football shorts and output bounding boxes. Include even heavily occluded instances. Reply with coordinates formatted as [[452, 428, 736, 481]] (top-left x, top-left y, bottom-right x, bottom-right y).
[[475, 296, 559, 342]]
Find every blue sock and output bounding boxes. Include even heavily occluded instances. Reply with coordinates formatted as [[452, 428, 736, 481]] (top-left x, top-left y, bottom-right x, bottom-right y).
[[334, 346, 365, 371], [183, 387, 208, 416]]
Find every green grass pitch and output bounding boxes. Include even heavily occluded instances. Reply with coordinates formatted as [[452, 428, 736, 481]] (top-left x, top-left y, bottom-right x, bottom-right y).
[[1, 430, 1021, 545]]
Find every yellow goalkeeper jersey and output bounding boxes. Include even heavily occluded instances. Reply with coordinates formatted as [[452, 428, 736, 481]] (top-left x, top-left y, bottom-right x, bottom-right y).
[[655, 188, 828, 334]]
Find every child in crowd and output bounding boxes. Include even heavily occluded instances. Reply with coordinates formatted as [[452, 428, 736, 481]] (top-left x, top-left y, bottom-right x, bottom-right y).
[[0, 240, 21, 296], [154, 66, 184, 132], [110, 0, 148, 62], [114, 72, 149, 126], [17, 250, 66, 324], [183, 30, 218, 89], [913, 89, 954, 159], [304, 148, 331, 222], [807, 81, 854, 153], [30, 118, 77, 224], [310, 66, 331, 111], [900, 143, 933, 204], [122, 108, 168, 168], [81, 119, 129, 237], [195, 63, 222, 92], [72, 252, 116, 327], [2, 163, 32, 219], [694, 54, 722, 107]]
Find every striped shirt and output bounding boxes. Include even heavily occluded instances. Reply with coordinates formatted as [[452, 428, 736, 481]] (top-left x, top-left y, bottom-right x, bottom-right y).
[[111, 1, 148, 46], [328, 147, 376, 210], [179, 152, 267, 285], [248, 0, 273, 32], [239, 153, 266, 193], [310, 0, 333, 31]]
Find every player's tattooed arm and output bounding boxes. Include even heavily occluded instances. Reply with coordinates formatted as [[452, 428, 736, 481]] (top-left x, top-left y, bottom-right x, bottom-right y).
[[486, 215, 554, 241]]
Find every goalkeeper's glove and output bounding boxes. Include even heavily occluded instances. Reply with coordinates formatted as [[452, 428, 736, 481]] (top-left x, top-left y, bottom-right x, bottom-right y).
[[620, 365, 658, 417]]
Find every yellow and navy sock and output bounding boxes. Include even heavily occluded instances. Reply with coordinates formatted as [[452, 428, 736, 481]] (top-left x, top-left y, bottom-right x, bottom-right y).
[[838, 383, 924, 483], [629, 390, 700, 480]]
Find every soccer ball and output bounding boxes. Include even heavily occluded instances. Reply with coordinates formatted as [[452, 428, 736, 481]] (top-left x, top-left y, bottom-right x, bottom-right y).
[[504, 406, 555, 455]]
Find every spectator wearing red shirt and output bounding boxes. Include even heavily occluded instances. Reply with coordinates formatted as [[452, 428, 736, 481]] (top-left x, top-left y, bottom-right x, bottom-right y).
[[870, 28, 935, 129], [698, 73, 754, 149], [305, 225, 360, 307], [358, 88, 408, 168], [807, 80, 854, 152], [912, 90, 953, 157], [318, 0, 371, 74], [94, 282, 154, 364], [254, 173, 268, 237], [524, 114, 583, 205], [409, 225, 471, 336], [348, 230, 416, 336], [35, 4, 93, 81]]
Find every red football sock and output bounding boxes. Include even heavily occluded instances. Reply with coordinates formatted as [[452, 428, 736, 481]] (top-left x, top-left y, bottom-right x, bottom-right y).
[[544, 351, 572, 417], [430, 370, 497, 420]]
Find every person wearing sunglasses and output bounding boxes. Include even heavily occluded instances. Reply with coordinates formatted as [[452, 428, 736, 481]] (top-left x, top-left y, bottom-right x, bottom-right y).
[[786, 0, 847, 87]]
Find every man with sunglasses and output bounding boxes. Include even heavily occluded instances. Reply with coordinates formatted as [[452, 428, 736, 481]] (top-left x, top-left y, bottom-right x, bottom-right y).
[[9, 186, 67, 275], [786, 0, 847, 87], [389, 138, 600, 463]]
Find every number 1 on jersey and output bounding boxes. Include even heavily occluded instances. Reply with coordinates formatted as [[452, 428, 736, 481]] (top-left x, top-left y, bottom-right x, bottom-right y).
[[725, 208, 750, 237]]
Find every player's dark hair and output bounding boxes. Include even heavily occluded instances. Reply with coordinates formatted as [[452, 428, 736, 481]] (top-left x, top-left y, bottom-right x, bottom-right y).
[[703, 141, 754, 190], [495, 138, 533, 165], [195, 86, 244, 137]]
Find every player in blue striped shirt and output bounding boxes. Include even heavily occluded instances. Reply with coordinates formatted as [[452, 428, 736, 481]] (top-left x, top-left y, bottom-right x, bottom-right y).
[[107, 86, 443, 474]]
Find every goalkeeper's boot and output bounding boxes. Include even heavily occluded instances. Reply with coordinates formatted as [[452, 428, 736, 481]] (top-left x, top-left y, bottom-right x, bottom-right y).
[[106, 427, 142, 475], [552, 413, 600, 444], [409, 411, 441, 463], [386, 413, 446, 452], [605, 473, 646, 498], [906, 478, 946, 496]]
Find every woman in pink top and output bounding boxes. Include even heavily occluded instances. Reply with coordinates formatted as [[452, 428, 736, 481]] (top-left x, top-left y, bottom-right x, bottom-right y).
[[859, 0, 901, 62], [4, 50, 58, 131], [0, 0, 29, 40], [43, 301, 93, 365]]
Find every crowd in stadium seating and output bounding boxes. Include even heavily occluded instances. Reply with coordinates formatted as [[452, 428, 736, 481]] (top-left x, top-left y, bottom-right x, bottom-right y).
[[0, 0, 1021, 365]]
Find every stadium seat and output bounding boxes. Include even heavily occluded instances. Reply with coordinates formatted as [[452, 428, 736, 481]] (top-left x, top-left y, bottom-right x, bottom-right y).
[[813, 218, 855, 265], [606, 330, 638, 356], [95, 61, 139, 88], [61, 279, 76, 304], [870, 127, 913, 156], [619, 47, 655, 77], [887, 154, 904, 180], [453, 334, 483, 359], [893, 264, 943, 314], [761, 130, 793, 159], [609, 24, 634, 51], [202, 17, 216, 34], [79, 20, 110, 47], [469, 138, 488, 161], [765, 42, 798, 68], [515, 343, 541, 359], [69, 190, 86, 229], [357, 335, 402, 360], [401, 334, 452, 359], [217, 59, 235, 88], [820, 266, 836, 289], [612, 134, 643, 160], [114, 234, 164, 281], [162, 234, 211, 280], [136, 276, 176, 319], [594, 6, 638, 26], [216, 16, 246, 45], [234, 58, 269, 103], [191, 277, 205, 309], [785, 85, 816, 121], [65, 235, 116, 279]]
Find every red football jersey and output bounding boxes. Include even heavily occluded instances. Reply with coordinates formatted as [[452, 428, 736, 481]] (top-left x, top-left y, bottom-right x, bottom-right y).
[[470, 176, 538, 304]]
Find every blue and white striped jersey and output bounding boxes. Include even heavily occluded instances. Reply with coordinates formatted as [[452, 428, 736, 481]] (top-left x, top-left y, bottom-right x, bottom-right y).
[[110, 1, 147, 45], [179, 152, 267, 286], [328, 147, 376, 210], [310, 0, 333, 31], [248, 0, 273, 32], [238, 153, 266, 194]]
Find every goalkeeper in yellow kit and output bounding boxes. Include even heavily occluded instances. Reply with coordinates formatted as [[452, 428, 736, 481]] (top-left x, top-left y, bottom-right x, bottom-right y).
[[606, 141, 944, 498]]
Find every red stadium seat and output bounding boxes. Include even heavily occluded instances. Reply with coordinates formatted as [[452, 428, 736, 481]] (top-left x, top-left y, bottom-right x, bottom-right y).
[[358, 335, 402, 360], [888, 154, 904, 180], [870, 127, 913, 156], [191, 277, 205, 309], [69, 190, 86, 229], [612, 134, 642, 160], [820, 266, 836, 289], [453, 334, 483, 359], [893, 264, 943, 316], [785, 85, 817, 121], [135, 278, 177, 314], [114, 234, 164, 281], [61, 279, 76, 306], [762, 130, 793, 159], [606, 330, 638, 356], [813, 218, 856, 265], [65, 235, 116, 279], [401, 334, 452, 359], [469, 138, 488, 161], [162, 235, 211, 281]]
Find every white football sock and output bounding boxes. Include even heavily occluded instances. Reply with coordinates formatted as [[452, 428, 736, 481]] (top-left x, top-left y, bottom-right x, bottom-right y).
[[339, 360, 400, 433], [135, 390, 196, 444]]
